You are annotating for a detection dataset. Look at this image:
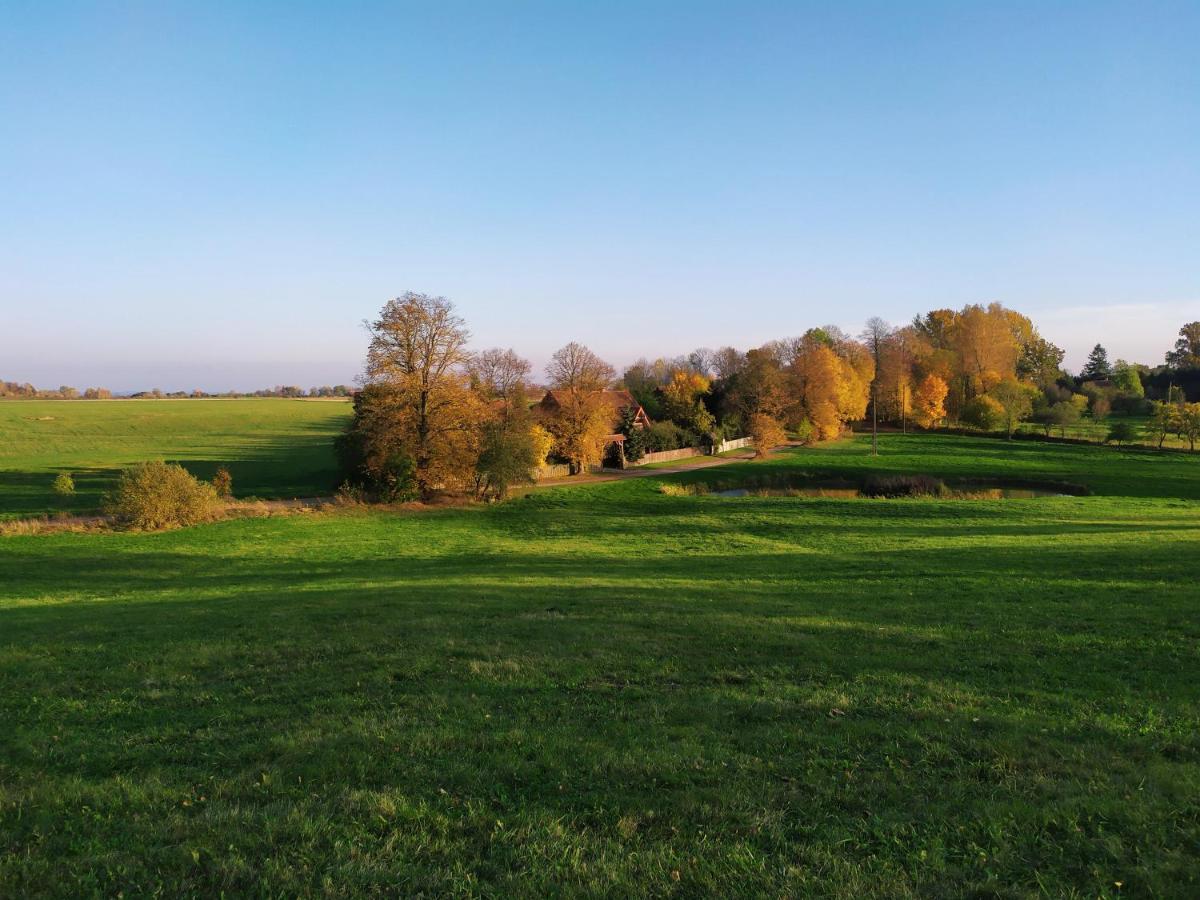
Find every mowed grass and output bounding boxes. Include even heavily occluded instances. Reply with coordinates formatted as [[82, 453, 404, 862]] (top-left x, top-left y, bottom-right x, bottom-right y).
[[2, 434, 1199, 896], [0, 399, 352, 518]]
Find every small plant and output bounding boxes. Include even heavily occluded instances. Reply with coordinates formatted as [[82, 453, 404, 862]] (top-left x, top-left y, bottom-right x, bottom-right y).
[[104, 461, 220, 530], [211, 466, 234, 497], [52, 472, 76, 497]]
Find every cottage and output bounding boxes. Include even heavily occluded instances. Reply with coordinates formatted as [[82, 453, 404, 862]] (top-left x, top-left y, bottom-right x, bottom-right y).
[[535, 389, 650, 469]]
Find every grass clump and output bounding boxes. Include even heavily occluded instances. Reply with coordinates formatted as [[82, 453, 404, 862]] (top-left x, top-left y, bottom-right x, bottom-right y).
[[861, 473, 946, 498], [104, 461, 221, 530]]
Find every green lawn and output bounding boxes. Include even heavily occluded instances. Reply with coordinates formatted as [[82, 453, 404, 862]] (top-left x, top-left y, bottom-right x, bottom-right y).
[[0, 399, 352, 518], [1, 434, 1198, 896]]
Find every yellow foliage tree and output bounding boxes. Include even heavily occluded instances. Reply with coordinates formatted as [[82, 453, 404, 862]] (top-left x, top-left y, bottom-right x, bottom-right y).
[[911, 374, 948, 428], [748, 413, 786, 458]]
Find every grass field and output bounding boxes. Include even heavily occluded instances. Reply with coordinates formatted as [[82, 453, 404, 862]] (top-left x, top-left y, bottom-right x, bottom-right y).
[[2, 433, 1199, 896], [0, 399, 352, 519]]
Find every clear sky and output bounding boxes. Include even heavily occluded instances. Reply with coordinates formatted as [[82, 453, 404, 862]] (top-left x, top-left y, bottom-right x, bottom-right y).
[[2, 1, 1197, 391]]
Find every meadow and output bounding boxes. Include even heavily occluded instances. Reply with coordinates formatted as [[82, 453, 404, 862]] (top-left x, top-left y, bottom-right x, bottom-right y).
[[2, 430, 1198, 896], [0, 399, 351, 519]]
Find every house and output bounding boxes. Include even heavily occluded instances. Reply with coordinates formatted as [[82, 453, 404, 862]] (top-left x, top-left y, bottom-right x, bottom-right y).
[[534, 389, 650, 468], [535, 389, 650, 432]]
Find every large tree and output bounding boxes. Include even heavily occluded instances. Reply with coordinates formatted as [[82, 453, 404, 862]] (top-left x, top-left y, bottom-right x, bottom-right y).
[[1166, 322, 1200, 369], [468, 348, 532, 403], [1080, 344, 1112, 382], [544, 342, 616, 474], [355, 292, 485, 499]]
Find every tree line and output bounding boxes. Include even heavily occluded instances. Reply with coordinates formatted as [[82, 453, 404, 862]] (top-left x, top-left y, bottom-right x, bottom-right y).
[[0, 383, 355, 400], [336, 294, 1200, 502]]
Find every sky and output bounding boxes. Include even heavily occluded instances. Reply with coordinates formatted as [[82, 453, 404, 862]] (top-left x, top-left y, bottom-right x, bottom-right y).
[[1, 1, 1197, 392]]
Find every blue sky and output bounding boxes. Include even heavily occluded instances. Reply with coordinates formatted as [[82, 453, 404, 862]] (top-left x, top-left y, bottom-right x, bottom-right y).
[[1, 1, 1197, 391]]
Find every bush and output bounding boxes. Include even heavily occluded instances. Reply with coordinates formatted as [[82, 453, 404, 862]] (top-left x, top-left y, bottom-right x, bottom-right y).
[[212, 466, 234, 497], [792, 418, 815, 446], [645, 421, 696, 452], [104, 461, 220, 530], [52, 473, 75, 497], [861, 474, 946, 498], [961, 395, 1005, 431]]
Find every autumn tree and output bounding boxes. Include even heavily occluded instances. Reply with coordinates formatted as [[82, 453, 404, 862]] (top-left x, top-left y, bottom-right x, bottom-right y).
[[748, 413, 786, 458], [952, 303, 1019, 398], [662, 370, 716, 437], [911, 374, 948, 428], [544, 342, 616, 474], [346, 292, 486, 499]]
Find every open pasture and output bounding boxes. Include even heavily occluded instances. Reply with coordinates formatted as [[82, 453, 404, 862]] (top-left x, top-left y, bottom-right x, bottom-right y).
[[2, 434, 1198, 896], [0, 399, 352, 519]]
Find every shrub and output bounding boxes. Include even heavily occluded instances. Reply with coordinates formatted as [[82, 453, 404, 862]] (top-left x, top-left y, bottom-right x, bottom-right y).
[[792, 418, 815, 446], [52, 472, 76, 497], [212, 466, 234, 497], [961, 395, 1005, 431], [645, 421, 695, 452], [861, 474, 946, 498], [104, 461, 220, 530]]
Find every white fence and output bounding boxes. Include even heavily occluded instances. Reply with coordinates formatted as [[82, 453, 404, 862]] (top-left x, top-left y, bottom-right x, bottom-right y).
[[713, 436, 753, 454]]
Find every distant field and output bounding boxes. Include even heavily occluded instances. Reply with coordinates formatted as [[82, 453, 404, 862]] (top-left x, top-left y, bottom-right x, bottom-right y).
[[0, 399, 352, 518], [1, 434, 1197, 896]]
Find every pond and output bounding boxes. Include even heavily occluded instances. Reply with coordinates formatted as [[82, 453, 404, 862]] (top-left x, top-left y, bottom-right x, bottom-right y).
[[712, 484, 1072, 499]]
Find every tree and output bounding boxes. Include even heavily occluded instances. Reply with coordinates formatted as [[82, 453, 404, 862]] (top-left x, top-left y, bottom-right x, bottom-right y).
[[615, 405, 647, 463], [52, 472, 75, 497], [475, 406, 541, 500], [1111, 360, 1145, 398], [1080, 344, 1112, 381], [468, 348, 532, 402], [1017, 333, 1066, 389], [544, 342, 616, 474], [1042, 400, 1081, 437], [987, 380, 1037, 439], [357, 292, 485, 499], [1181, 403, 1200, 452], [1166, 322, 1200, 368], [911, 374, 948, 428], [1106, 421, 1139, 446], [662, 370, 715, 438], [211, 467, 233, 497], [1146, 402, 1178, 449], [747, 413, 786, 458]]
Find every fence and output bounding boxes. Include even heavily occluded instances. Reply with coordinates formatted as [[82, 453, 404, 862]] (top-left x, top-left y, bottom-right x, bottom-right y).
[[627, 447, 703, 467], [713, 436, 752, 454]]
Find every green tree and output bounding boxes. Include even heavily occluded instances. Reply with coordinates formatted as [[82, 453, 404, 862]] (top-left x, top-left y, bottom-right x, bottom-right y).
[[1080, 344, 1112, 381], [986, 380, 1036, 438], [615, 405, 647, 463], [1105, 420, 1139, 446], [1166, 322, 1200, 368], [52, 472, 76, 497]]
